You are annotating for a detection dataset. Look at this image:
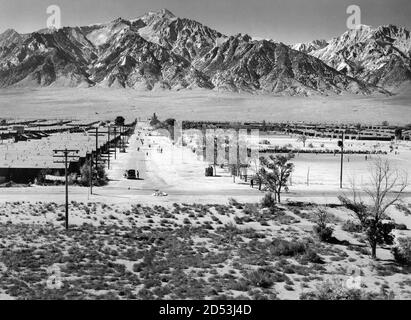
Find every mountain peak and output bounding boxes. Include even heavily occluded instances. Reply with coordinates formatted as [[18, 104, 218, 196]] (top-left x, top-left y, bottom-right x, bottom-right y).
[[292, 39, 328, 54], [231, 33, 252, 42], [158, 8, 175, 17], [112, 17, 125, 23], [0, 28, 19, 37], [144, 8, 175, 19], [0, 28, 23, 47]]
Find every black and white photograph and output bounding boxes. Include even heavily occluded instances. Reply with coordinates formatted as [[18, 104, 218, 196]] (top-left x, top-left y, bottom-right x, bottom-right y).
[[0, 0, 410, 307]]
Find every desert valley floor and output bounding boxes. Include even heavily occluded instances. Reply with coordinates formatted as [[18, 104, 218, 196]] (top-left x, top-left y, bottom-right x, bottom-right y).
[[1, 87, 411, 124], [0, 88, 411, 300]]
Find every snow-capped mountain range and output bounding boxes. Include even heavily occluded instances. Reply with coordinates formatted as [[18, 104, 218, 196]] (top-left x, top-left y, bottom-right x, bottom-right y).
[[292, 24, 411, 92], [0, 9, 409, 96]]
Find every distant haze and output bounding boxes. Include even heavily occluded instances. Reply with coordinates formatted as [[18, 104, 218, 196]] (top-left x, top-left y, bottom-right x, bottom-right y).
[[0, 0, 410, 44]]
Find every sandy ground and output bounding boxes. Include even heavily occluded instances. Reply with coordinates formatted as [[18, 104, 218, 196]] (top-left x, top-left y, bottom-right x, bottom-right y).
[[256, 135, 411, 190], [1, 87, 411, 124], [0, 199, 410, 300]]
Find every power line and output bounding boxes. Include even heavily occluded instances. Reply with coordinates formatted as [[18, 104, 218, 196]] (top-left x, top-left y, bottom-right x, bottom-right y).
[[53, 148, 79, 230]]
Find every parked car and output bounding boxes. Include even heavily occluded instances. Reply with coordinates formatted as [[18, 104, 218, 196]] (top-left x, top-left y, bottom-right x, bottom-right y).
[[124, 170, 137, 180]]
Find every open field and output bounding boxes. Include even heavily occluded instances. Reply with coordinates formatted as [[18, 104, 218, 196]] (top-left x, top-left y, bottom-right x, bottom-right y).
[[255, 135, 411, 189], [1, 88, 411, 125]]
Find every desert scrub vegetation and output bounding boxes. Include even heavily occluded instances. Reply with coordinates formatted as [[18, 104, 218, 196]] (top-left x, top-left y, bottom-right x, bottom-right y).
[[313, 207, 334, 242], [300, 279, 395, 300], [246, 267, 290, 289], [392, 237, 411, 266], [261, 193, 276, 209], [342, 220, 363, 233], [0, 219, 323, 300], [270, 238, 308, 257], [0, 200, 410, 300]]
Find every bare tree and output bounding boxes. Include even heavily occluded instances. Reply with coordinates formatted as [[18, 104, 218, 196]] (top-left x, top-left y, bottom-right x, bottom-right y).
[[297, 134, 308, 148], [258, 153, 295, 203], [339, 158, 408, 259]]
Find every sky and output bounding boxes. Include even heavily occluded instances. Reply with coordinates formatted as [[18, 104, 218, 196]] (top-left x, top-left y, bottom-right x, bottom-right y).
[[0, 0, 410, 44]]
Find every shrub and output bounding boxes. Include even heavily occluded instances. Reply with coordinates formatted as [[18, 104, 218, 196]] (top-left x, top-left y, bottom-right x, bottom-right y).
[[271, 239, 307, 257], [261, 193, 276, 208], [392, 237, 411, 266], [80, 161, 108, 187], [300, 250, 324, 264], [313, 207, 334, 242], [234, 216, 243, 225], [230, 280, 250, 292], [395, 223, 408, 231], [301, 280, 396, 300], [228, 198, 242, 209], [342, 220, 363, 233], [300, 279, 363, 300], [243, 204, 259, 216], [314, 225, 334, 242], [246, 268, 275, 288]]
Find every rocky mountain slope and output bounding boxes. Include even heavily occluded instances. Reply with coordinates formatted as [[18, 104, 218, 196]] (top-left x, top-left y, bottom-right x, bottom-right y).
[[88, 23, 213, 90], [0, 29, 27, 48], [292, 39, 328, 54], [197, 34, 372, 95], [293, 25, 411, 92], [136, 9, 224, 63], [0, 28, 94, 87], [0, 9, 393, 95]]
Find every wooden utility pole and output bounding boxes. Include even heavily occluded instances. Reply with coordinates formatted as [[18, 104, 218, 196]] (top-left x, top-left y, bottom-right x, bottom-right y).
[[339, 131, 345, 189], [53, 149, 79, 230], [107, 126, 111, 169], [121, 125, 124, 150], [91, 127, 99, 173], [213, 137, 217, 176], [113, 127, 117, 160], [89, 152, 93, 195], [90, 126, 112, 171], [237, 129, 241, 179], [202, 124, 207, 161], [95, 127, 98, 169]]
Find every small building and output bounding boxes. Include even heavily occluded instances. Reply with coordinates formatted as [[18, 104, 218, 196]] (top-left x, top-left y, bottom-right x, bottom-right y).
[[12, 126, 25, 134]]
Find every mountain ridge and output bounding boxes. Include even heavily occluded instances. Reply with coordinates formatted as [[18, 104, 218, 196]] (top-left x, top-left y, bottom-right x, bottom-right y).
[[292, 24, 411, 93], [0, 9, 398, 96]]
